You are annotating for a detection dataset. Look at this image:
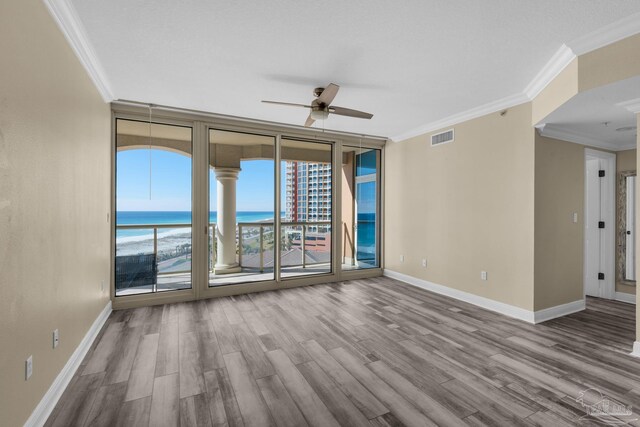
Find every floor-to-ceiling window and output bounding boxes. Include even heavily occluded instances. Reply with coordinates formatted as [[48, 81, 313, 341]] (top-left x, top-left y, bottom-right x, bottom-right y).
[[112, 107, 383, 306], [114, 119, 193, 296]]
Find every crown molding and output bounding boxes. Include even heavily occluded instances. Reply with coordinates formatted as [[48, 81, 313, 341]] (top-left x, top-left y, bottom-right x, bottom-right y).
[[568, 12, 640, 56], [392, 13, 640, 144], [523, 44, 576, 100], [43, 0, 114, 102], [390, 92, 529, 142], [537, 123, 635, 151], [618, 98, 640, 114]]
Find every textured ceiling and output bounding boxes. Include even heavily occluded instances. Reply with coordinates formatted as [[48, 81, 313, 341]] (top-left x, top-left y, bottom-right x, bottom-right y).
[[70, 0, 640, 138], [538, 76, 640, 151]]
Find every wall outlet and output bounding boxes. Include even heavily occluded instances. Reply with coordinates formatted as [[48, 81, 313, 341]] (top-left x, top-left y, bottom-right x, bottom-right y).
[[100, 280, 105, 292], [107, 213, 110, 223], [25, 356, 33, 380], [422, 259, 427, 268], [481, 271, 488, 281], [53, 329, 59, 349], [572, 212, 578, 223], [400, 255, 404, 263]]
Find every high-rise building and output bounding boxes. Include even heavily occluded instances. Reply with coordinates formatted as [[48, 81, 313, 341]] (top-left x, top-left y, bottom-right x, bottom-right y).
[[285, 161, 331, 223]]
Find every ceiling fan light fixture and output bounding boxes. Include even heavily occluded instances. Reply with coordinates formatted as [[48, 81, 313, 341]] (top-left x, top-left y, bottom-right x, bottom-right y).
[[310, 109, 330, 121]]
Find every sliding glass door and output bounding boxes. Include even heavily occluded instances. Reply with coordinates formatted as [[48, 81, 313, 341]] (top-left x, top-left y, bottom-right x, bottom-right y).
[[280, 138, 333, 278], [114, 119, 193, 296]]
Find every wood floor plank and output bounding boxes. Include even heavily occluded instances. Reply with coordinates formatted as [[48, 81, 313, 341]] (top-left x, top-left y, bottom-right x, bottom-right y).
[[180, 331, 207, 398], [233, 321, 275, 379], [196, 318, 226, 372], [82, 322, 123, 375], [300, 340, 388, 419], [223, 352, 275, 427], [149, 373, 180, 427], [180, 394, 213, 427], [297, 361, 371, 427], [125, 333, 159, 401], [156, 320, 180, 377], [204, 370, 231, 427], [115, 396, 151, 427], [256, 375, 309, 427], [83, 382, 128, 427], [367, 360, 466, 427], [210, 367, 245, 427], [266, 349, 340, 427], [103, 325, 143, 384], [44, 372, 104, 427], [329, 347, 438, 427]]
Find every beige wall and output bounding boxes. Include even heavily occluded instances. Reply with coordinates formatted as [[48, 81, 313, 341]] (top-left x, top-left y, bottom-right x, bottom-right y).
[[616, 149, 637, 295], [0, 1, 111, 426], [532, 59, 579, 125], [579, 33, 640, 93], [533, 135, 584, 310], [385, 103, 536, 310]]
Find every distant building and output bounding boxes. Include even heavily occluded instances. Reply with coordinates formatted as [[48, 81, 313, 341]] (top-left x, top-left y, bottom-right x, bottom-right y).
[[284, 161, 331, 223]]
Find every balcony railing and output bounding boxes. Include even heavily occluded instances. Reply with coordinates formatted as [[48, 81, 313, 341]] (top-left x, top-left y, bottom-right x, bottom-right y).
[[116, 221, 331, 277]]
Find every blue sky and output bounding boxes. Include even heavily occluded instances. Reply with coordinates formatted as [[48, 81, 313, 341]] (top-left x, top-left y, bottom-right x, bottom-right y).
[[117, 149, 284, 211]]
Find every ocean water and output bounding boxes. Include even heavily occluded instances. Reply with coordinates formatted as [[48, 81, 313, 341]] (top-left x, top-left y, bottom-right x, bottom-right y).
[[117, 211, 282, 238], [116, 211, 377, 262]]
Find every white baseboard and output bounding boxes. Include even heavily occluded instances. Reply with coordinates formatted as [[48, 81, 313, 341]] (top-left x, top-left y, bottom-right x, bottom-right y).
[[24, 300, 112, 427], [383, 269, 536, 323], [383, 269, 586, 324], [631, 341, 640, 358], [533, 299, 585, 323], [615, 292, 636, 304]]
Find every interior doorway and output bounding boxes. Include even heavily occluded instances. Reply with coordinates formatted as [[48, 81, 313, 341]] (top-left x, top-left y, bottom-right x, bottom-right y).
[[584, 148, 616, 299]]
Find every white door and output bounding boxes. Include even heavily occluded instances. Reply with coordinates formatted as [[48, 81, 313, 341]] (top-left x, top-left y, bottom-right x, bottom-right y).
[[584, 150, 615, 299], [584, 158, 601, 297]]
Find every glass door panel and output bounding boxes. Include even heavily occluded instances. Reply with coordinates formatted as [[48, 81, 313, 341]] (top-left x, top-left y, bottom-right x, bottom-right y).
[[115, 119, 193, 296], [208, 129, 276, 286], [281, 138, 333, 278], [341, 146, 380, 270]]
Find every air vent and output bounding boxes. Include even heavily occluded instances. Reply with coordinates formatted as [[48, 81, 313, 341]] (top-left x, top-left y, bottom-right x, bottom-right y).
[[431, 129, 454, 146]]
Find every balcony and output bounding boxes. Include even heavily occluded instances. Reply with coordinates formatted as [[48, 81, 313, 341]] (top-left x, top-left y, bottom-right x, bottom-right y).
[[115, 221, 336, 295]]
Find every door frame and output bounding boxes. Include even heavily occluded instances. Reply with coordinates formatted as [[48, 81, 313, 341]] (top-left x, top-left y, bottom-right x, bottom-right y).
[[584, 148, 616, 300]]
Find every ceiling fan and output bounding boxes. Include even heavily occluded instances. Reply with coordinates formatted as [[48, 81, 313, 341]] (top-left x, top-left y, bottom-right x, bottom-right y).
[[262, 83, 373, 127]]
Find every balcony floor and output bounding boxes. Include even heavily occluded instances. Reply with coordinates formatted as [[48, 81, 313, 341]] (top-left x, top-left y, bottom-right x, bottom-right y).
[[115, 262, 378, 296]]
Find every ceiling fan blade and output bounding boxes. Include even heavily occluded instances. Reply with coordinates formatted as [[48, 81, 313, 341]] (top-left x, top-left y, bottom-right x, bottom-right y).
[[262, 100, 311, 108], [317, 83, 340, 105], [329, 106, 373, 119], [304, 114, 316, 127]]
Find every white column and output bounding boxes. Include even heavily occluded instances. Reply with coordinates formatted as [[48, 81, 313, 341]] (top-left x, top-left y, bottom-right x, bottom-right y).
[[214, 167, 241, 274]]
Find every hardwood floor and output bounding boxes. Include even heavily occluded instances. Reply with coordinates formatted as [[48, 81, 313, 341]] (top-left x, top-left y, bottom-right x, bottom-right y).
[[45, 277, 640, 426]]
